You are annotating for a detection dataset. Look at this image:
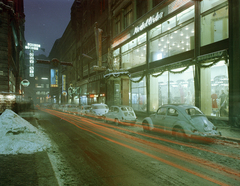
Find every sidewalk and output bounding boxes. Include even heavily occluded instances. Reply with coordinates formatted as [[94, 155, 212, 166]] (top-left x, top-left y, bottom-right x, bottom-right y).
[[0, 111, 59, 186]]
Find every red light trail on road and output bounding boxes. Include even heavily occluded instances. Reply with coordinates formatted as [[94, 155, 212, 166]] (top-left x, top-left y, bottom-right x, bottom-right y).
[[40, 108, 240, 185]]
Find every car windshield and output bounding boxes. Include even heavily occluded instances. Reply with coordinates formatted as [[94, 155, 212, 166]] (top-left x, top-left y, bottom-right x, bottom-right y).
[[185, 108, 203, 116]]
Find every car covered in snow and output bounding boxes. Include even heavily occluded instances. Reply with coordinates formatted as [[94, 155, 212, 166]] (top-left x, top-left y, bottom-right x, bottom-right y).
[[142, 104, 221, 142], [78, 105, 91, 116], [104, 105, 137, 125], [89, 103, 109, 118]]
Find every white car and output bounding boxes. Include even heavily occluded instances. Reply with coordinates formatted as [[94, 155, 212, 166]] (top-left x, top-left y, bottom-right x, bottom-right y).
[[78, 105, 91, 116], [89, 103, 109, 118], [104, 105, 137, 125], [142, 104, 221, 142]]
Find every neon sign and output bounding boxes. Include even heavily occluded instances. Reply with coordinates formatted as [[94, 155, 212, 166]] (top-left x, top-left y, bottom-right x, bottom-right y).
[[133, 12, 164, 35]]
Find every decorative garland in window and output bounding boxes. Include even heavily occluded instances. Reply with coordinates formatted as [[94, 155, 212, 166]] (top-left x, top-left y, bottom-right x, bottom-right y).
[[130, 70, 147, 83], [197, 55, 225, 68], [104, 50, 228, 80]]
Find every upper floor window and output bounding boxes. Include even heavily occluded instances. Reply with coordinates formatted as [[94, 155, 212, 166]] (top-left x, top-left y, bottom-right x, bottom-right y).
[[124, 4, 133, 29], [201, 0, 228, 46], [153, 0, 164, 7], [115, 14, 121, 35], [136, 0, 148, 19]]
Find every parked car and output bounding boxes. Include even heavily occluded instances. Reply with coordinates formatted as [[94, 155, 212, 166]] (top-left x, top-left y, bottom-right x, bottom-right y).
[[51, 103, 59, 110], [104, 105, 137, 125], [57, 104, 65, 111], [89, 103, 109, 119], [78, 105, 91, 116], [142, 104, 221, 142], [62, 104, 79, 114]]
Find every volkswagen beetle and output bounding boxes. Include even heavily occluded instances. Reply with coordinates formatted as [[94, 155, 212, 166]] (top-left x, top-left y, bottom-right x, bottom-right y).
[[142, 104, 221, 142]]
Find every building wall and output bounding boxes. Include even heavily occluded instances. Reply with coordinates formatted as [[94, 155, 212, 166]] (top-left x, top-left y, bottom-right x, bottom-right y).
[[49, 0, 237, 122], [0, 0, 25, 93], [110, 0, 229, 119]]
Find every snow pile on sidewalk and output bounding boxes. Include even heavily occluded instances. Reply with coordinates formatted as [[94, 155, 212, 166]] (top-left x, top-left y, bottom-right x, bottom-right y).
[[0, 109, 51, 154]]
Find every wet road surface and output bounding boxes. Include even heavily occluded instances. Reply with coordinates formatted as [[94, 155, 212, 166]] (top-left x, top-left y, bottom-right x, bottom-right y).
[[36, 108, 240, 186]]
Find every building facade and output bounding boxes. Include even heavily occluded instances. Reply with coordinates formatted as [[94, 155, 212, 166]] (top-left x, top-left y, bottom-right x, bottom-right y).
[[0, 0, 25, 94], [109, 0, 229, 120], [51, 0, 240, 125]]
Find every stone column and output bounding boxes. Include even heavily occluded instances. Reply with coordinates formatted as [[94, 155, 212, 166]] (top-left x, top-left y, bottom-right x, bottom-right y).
[[229, 0, 240, 126]]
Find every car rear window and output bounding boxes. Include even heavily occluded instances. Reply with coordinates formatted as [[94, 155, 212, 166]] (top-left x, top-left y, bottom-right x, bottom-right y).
[[185, 108, 203, 116]]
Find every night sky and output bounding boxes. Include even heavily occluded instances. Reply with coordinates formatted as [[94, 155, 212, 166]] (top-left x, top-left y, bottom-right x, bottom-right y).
[[24, 0, 74, 57]]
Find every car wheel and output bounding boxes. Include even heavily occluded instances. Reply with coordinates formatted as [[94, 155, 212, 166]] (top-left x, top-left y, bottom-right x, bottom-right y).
[[114, 119, 119, 126], [142, 120, 149, 132], [173, 127, 187, 141]]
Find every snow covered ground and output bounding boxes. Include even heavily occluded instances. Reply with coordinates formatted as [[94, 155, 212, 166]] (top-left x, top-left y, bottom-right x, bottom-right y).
[[0, 109, 51, 154]]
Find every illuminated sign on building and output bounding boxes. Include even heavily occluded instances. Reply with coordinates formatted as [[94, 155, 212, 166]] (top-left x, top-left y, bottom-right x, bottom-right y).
[[133, 12, 164, 35], [25, 43, 41, 77], [62, 75, 67, 95], [21, 79, 30, 87], [51, 69, 58, 87]]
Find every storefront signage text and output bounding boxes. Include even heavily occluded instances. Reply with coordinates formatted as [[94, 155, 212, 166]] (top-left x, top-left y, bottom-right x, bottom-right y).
[[133, 12, 164, 35], [197, 51, 224, 62]]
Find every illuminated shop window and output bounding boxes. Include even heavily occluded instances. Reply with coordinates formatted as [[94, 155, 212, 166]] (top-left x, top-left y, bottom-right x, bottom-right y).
[[150, 72, 169, 112], [121, 33, 146, 69], [177, 6, 194, 24], [131, 76, 147, 111], [169, 66, 195, 105], [149, 66, 195, 112], [201, 0, 227, 13], [149, 6, 194, 62], [168, 0, 191, 14], [201, 60, 228, 117], [150, 22, 194, 62], [162, 16, 177, 33], [201, 3, 228, 46]]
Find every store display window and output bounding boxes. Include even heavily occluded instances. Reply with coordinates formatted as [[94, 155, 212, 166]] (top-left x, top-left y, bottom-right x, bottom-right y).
[[150, 22, 194, 62], [149, 66, 195, 112], [121, 33, 146, 69], [169, 66, 195, 105], [201, 1, 228, 46], [201, 0, 227, 13], [201, 60, 228, 117], [150, 72, 169, 112], [131, 76, 147, 111]]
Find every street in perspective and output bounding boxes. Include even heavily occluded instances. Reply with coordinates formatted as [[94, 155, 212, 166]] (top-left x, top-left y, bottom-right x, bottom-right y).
[[1, 0, 240, 185]]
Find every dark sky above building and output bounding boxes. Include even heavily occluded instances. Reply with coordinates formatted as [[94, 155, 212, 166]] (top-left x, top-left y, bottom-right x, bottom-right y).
[[24, 0, 74, 57]]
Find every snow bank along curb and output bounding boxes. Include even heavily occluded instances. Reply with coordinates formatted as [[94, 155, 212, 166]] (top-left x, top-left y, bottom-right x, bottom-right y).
[[0, 109, 51, 154]]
